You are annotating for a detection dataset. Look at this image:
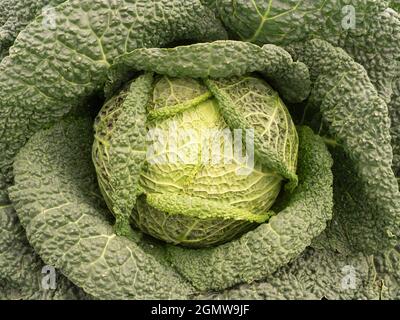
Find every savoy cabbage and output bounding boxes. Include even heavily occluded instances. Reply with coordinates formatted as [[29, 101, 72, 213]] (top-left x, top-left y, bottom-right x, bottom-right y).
[[0, 0, 399, 300]]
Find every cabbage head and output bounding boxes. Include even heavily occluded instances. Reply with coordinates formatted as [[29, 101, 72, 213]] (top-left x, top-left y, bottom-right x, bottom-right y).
[[93, 74, 298, 247]]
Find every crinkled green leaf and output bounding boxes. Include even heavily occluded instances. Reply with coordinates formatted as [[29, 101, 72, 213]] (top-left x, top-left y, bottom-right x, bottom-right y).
[[93, 73, 152, 237], [0, 0, 66, 60], [108, 40, 311, 104], [390, 76, 400, 177], [0, 199, 89, 300], [202, 0, 362, 45], [374, 247, 400, 299], [197, 247, 383, 300], [340, 4, 400, 102], [205, 76, 299, 189], [290, 39, 400, 253], [198, 245, 400, 300], [9, 117, 193, 299]]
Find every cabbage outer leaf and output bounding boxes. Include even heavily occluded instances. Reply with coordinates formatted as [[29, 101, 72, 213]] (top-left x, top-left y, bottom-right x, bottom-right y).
[[0, 0, 66, 60], [289, 39, 400, 254], [92, 73, 152, 237], [109, 40, 311, 104], [390, 76, 400, 177], [0, 198, 89, 299]]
